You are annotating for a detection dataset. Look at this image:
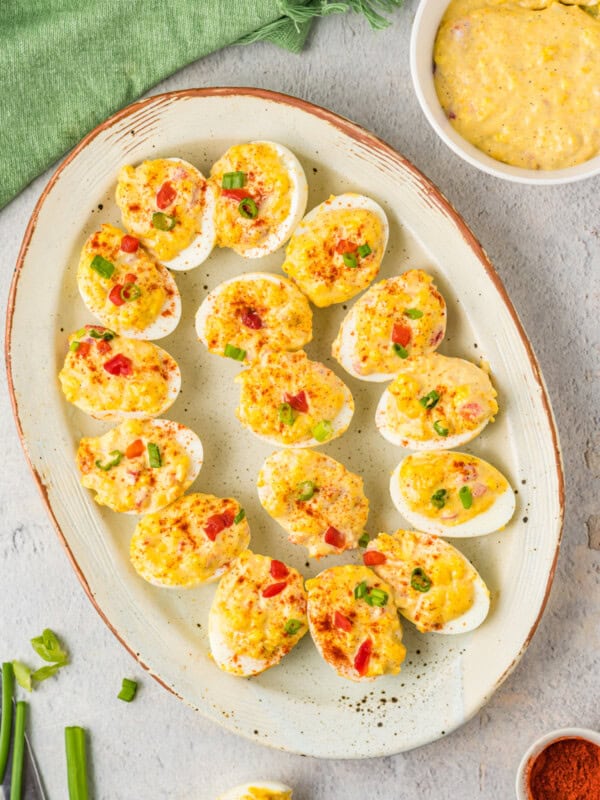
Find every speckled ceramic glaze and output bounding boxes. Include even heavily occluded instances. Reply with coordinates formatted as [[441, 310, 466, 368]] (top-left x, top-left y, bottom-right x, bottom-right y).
[[6, 88, 563, 758]]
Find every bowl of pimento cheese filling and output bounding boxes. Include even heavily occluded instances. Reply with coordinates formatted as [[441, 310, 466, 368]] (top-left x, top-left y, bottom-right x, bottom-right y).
[[410, 0, 600, 183]]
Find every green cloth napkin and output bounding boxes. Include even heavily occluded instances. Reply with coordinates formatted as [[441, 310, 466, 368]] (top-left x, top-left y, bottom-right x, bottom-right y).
[[0, 0, 402, 210]]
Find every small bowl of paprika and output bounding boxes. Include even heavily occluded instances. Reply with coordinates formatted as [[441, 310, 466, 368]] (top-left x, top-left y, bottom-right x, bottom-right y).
[[516, 727, 600, 800]]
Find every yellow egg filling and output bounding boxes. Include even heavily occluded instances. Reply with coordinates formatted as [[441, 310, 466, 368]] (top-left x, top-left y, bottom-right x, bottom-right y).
[[434, 0, 600, 169]]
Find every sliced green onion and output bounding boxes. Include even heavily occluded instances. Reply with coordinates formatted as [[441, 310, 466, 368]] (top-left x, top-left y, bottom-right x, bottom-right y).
[[147, 443, 161, 468], [90, 255, 114, 280], [393, 343, 409, 359], [354, 581, 368, 600], [419, 390, 440, 410], [69, 341, 80, 352], [75, 327, 87, 338], [411, 567, 432, 593], [152, 211, 177, 231], [459, 485, 473, 509], [358, 532, 370, 548], [12, 661, 33, 693], [431, 489, 448, 510], [312, 420, 333, 442], [224, 343, 246, 361], [32, 664, 62, 682], [365, 588, 388, 607], [343, 252, 358, 269], [238, 198, 258, 219], [65, 726, 90, 800], [404, 308, 423, 319], [120, 283, 142, 302], [433, 420, 449, 437], [357, 243, 372, 258], [278, 402, 297, 426], [88, 328, 115, 341], [233, 508, 246, 525], [0, 663, 14, 783], [31, 628, 68, 664], [95, 450, 123, 472], [117, 678, 138, 702], [296, 480, 316, 501], [284, 619, 303, 635], [10, 701, 27, 800], [222, 171, 246, 189]]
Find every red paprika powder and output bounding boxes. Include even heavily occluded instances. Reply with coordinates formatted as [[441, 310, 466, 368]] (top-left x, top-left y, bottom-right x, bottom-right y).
[[527, 737, 600, 800]]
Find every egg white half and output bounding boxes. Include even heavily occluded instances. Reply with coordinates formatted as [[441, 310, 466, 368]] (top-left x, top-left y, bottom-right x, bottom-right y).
[[217, 781, 293, 800]]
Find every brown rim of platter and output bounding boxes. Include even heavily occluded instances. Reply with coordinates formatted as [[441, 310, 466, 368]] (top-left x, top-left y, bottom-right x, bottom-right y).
[[4, 86, 565, 709]]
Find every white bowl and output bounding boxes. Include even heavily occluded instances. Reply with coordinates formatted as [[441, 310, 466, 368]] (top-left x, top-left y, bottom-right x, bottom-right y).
[[409, 0, 600, 185], [515, 727, 600, 799]]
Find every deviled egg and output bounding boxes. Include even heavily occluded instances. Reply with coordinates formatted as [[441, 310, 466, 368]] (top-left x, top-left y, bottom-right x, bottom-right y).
[[130, 493, 250, 588], [195, 272, 312, 364], [209, 141, 307, 258], [332, 270, 447, 381], [282, 193, 388, 307], [209, 551, 308, 677], [257, 449, 369, 557], [115, 157, 216, 270], [390, 451, 515, 537], [77, 224, 181, 339], [363, 530, 490, 634], [217, 782, 293, 800], [375, 353, 498, 449], [235, 351, 354, 447], [77, 418, 203, 515], [306, 565, 406, 681], [58, 327, 180, 420]]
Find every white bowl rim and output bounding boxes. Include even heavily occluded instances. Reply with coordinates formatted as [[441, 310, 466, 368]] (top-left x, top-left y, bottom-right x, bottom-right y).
[[515, 726, 600, 799], [409, 0, 600, 185]]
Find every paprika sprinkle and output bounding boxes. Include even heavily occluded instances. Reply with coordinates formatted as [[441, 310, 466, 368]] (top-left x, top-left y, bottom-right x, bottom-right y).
[[527, 737, 600, 800]]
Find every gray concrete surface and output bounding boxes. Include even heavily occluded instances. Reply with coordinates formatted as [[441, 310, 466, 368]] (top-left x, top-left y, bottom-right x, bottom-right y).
[[1, 3, 598, 798]]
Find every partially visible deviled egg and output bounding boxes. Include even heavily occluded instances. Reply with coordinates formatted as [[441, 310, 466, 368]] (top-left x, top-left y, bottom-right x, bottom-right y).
[[130, 493, 250, 587], [209, 141, 307, 258], [390, 451, 515, 538], [282, 193, 389, 307], [58, 327, 180, 420], [77, 224, 181, 339], [306, 565, 406, 682], [257, 449, 369, 558], [77, 418, 203, 515], [235, 351, 354, 447], [332, 270, 446, 381], [116, 157, 216, 270], [195, 272, 312, 365], [217, 781, 293, 800], [209, 551, 308, 677], [375, 353, 498, 450], [363, 530, 490, 634]]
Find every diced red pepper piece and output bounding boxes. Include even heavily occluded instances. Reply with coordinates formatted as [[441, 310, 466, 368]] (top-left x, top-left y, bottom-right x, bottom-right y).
[[241, 309, 263, 330], [363, 550, 387, 566], [459, 402, 484, 420], [103, 354, 133, 377], [354, 638, 373, 677], [108, 284, 126, 306], [334, 611, 353, 632], [335, 239, 356, 255], [392, 323, 412, 347], [221, 188, 252, 201], [124, 273, 137, 284], [125, 439, 145, 459], [96, 339, 112, 355], [203, 511, 235, 541], [262, 582, 287, 598], [270, 559, 290, 579], [156, 181, 177, 210], [324, 527, 345, 549], [284, 390, 309, 413], [221, 510, 235, 528], [76, 341, 91, 357], [120, 235, 139, 253]]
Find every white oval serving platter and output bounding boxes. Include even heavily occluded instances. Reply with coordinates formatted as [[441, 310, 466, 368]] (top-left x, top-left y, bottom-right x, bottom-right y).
[[6, 88, 563, 758]]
